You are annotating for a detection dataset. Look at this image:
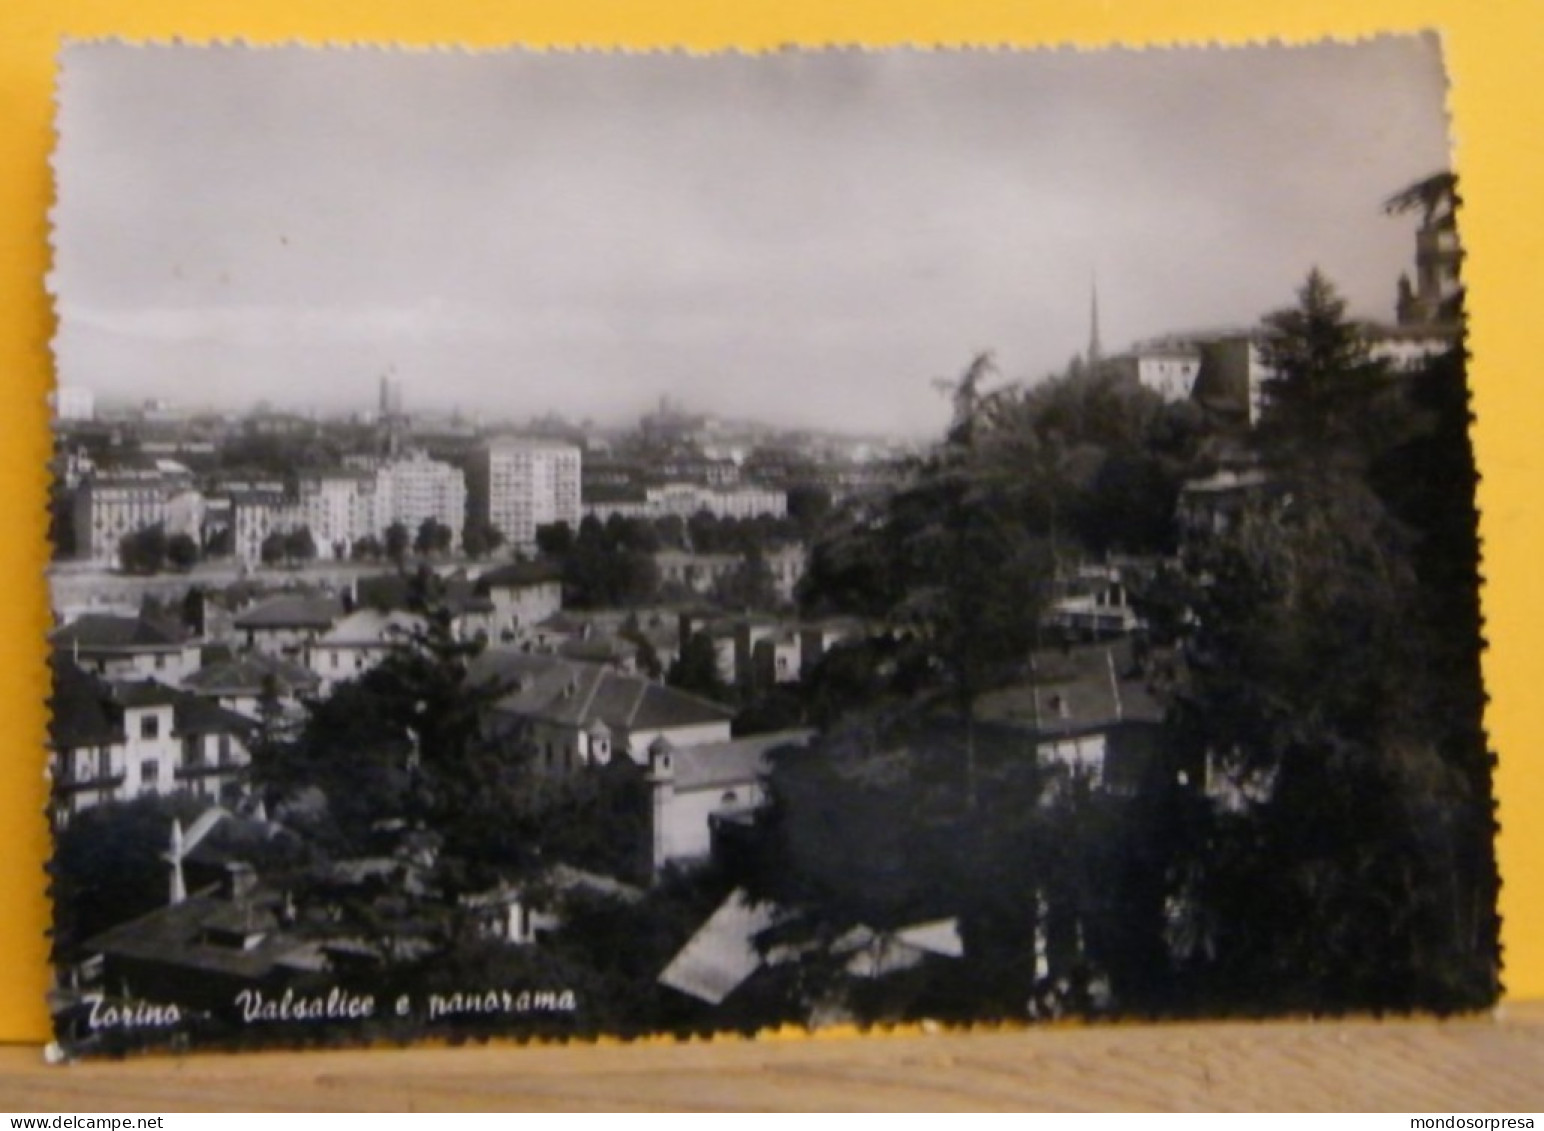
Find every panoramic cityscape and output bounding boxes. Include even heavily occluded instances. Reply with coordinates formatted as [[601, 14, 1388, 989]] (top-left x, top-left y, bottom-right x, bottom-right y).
[[43, 41, 1497, 1054]]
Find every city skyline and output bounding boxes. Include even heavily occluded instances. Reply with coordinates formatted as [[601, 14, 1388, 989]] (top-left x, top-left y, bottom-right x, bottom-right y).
[[44, 40, 1497, 1057], [52, 38, 1451, 436]]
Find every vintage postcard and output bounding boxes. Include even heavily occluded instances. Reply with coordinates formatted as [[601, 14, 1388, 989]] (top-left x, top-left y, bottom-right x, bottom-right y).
[[44, 37, 1497, 1057]]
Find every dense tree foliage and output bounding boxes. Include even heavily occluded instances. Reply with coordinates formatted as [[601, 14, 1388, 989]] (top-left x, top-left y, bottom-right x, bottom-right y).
[[384, 522, 410, 565], [165, 532, 200, 571], [777, 270, 1497, 1019], [544, 516, 661, 609], [711, 545, 780, 612], [50, 795, 315, 964], [667, 632, 730, 702], [461, 519, 505, 559], [218, 430, 340, 476], [51, 795, 210, 962], [1156, 272, 1497, 1014], [118, 524, 168, 574], [285, 526, 318, 564], [259, 531, 287, 567], [204, 525, 234, 559], [49, 484, 76, 560], [414, 518, 453, 557]]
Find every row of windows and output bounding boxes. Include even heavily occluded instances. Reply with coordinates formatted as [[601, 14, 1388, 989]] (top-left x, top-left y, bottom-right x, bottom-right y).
[[64, 733, 237, 782], [319, 649, 371, 671]]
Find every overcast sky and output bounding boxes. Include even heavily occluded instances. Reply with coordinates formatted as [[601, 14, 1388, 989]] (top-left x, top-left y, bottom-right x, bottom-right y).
[[51, 38, 1452, 436]]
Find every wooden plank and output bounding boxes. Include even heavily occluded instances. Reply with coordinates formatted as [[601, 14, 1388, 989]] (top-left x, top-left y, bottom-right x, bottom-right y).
[[0, 1006, 1540, 1111]]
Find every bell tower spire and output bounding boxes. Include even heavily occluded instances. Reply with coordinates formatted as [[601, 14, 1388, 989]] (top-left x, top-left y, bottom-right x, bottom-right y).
[[1087, 276, 1103, 370]]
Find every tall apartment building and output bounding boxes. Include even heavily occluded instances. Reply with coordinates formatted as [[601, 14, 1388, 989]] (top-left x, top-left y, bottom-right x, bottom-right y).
[[379, 451, 467, 547], [467, 439, 581, 551], [227, 486, 304, 565], [296, 470, 377, 559], [224, 456, 464, 563], [73, 466, 198, 566]]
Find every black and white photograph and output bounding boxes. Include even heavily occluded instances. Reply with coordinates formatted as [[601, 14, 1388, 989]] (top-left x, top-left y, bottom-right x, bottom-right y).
[[44, 37, 1498, 1056]]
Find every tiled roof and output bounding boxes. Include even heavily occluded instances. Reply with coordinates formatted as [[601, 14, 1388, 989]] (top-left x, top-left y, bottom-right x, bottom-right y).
[[233, 595, 344, 630], [315, 608, 425, 647], [184, 653, 320, 697], [472, 650, 733, 734], [82, 894, 329, 981], [51, 614, 185, 652], [47, 658, 125, 750], [50, 664, 257, 749], [669, 729, 813, 791], [475, 561, 562, 591], [534, 611, 589, 634], [626, 680, 736, 732], [111, 680, 184, 709], [173, 695, 258, 737], [353, 572, 497, 618]]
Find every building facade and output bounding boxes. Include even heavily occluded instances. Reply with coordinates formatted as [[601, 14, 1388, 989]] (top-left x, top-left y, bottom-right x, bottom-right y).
[[296, 470, 376, 560], [1104, 343, 1204, 401], [583, 482, 787, 524], [49, 662, 255, 824], [378, 452, 467, 548], [467, 439, 582, 552], [72, 468, 191, 566]]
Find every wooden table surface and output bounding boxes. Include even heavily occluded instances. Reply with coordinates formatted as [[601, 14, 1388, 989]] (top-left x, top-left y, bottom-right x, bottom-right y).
[[0, 1006, 1540, 1111]]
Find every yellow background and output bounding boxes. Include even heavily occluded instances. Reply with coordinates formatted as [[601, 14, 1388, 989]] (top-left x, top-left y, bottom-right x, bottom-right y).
[[1, 1, 1538, 1043]]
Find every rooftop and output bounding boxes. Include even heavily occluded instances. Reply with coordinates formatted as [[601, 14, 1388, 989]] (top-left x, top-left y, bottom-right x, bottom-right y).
[[48, 658, 125, 750], [475, 561, 563, 591], [658, 889, 781, 1006], [315, 608, 426, 647], [472, 650, 735, 735], [556, 635, 640, 665], [51, 613, 186, 652], [354, 572, 497, 618], [82, 893, 329, 983], [110, 679, 185, 710], [172, 695, 259, 738], [184, 653, 321, 697], [233, 595, 344, 631], [50, 663, 257, 749], [668, 729, 814, 791]]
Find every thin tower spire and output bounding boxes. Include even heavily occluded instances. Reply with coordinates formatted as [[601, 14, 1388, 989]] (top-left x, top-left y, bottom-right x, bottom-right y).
[[1087, 276, 1103, 369]]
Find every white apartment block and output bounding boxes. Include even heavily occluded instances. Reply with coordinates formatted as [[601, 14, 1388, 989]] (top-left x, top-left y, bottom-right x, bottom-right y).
[[228, 488, 304, 565], [379, 451, 467, 547], [583, 482, 788, 524], [297, 471, 375, 560], [229, 456, 463, 563], [468, 439, 581, 551], [72, 468, 193, 566], [1105, 345, 1204, 401]]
